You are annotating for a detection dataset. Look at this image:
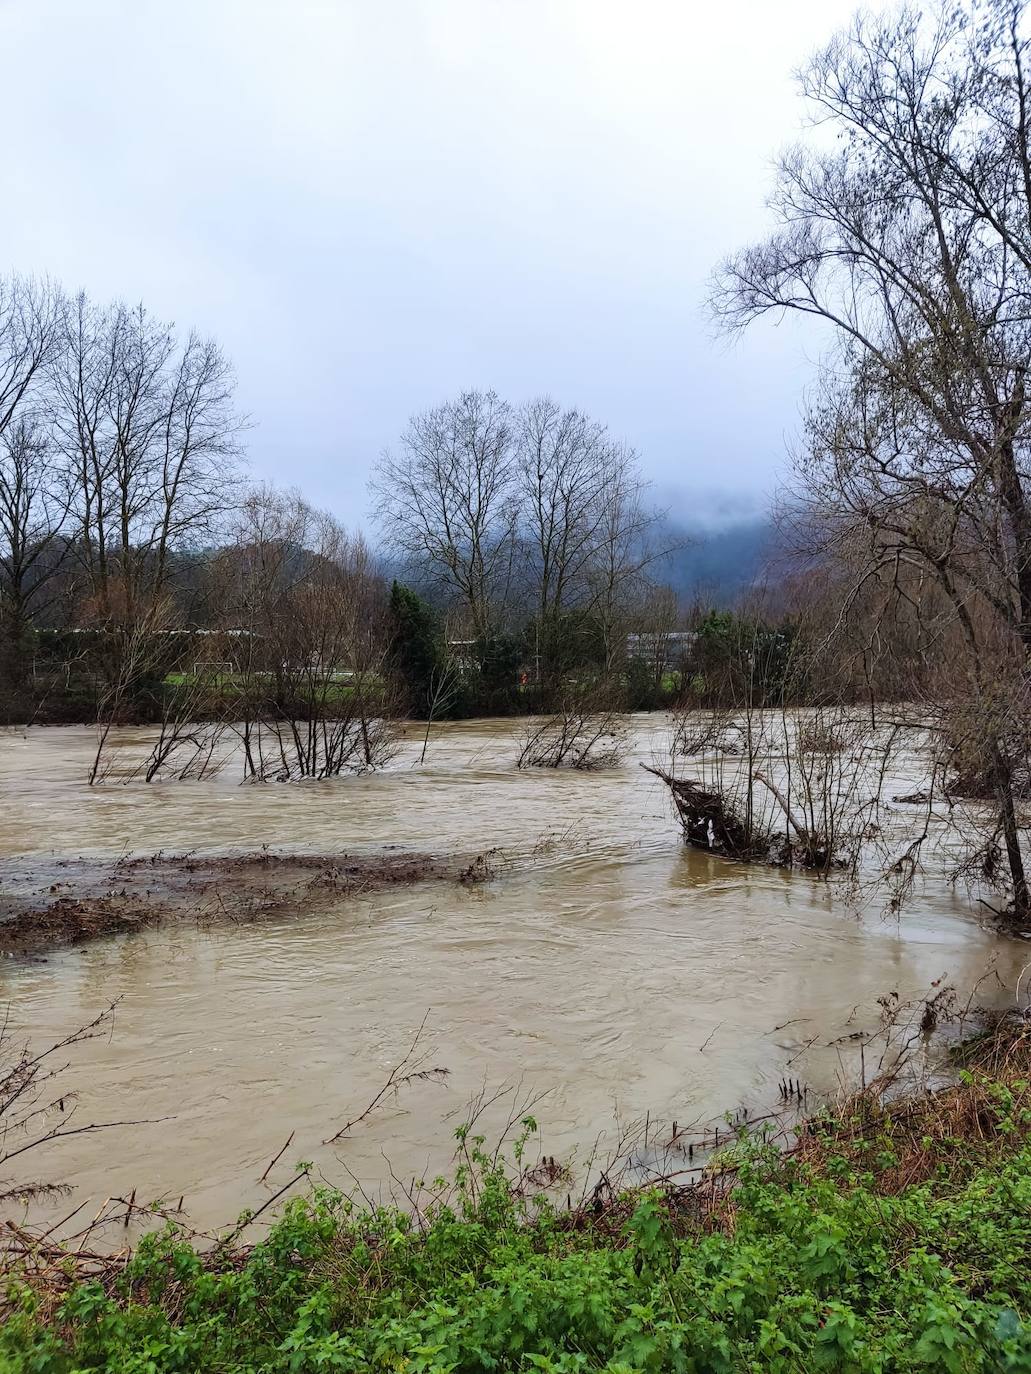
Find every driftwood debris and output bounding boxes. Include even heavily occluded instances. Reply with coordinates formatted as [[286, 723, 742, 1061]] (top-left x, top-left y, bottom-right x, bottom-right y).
[[644, 763, 837, 870], [642, 764, 768, 860]]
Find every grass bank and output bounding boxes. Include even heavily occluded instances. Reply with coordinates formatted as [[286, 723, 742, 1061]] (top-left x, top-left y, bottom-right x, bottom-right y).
[[5, 1023, 1031, 1371]]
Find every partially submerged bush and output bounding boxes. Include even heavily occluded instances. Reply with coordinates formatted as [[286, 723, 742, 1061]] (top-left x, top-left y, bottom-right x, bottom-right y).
[[669, 708, 742, 758], [655, 707, 886, 875], [517, 705, 630, 770]]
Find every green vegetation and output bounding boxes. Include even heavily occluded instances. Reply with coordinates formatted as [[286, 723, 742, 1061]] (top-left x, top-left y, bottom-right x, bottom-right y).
[[8, 1041, 1031, 1372], [6, 581, 810, 727], [689, 611, 801, 709], [388, 581, 445, 715]]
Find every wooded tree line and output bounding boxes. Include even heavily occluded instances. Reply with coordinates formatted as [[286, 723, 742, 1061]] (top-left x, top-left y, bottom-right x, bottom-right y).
[[0, 280, 700, 724], [0, 264, 1000, 737]]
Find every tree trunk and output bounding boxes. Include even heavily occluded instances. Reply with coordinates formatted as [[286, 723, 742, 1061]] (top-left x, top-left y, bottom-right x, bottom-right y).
[[996, 376, 1031, 652], [993, 741, 1031, 920]]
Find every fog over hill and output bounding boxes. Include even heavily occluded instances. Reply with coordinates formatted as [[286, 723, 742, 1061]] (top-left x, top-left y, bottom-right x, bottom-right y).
[[656, 515, 775, 605], [374, 509, 780, 616]]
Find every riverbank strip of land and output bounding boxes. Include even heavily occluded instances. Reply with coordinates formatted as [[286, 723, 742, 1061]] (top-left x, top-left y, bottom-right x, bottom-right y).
[[4, 1016, 1031, 1370], [0, 848, 494, 956]]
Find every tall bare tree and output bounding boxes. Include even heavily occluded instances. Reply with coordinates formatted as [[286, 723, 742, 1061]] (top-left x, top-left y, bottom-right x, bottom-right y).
[[371, 389, 517, 638], [588, 448, 667, 671], [713, 0, 1031, 917], [0, 275, 63, 444], [54, 295, 242, 627], [216, 487, 395, 781], [0, 277, 67, 678], [0, 420, 71, 664], [517, 397, 661, 680]]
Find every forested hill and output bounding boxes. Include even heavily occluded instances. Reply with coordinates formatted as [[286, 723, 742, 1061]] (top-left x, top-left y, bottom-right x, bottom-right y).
[[655, 515, 775, 604]]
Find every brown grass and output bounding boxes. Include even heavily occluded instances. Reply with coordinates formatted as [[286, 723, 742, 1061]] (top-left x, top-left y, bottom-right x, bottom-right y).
[[790, 1013, 1031, 1195]]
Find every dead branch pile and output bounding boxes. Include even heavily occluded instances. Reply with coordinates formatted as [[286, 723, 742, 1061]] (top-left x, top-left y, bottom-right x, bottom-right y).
[[643, 764, 776, 861], [655, 707, 892, 875]]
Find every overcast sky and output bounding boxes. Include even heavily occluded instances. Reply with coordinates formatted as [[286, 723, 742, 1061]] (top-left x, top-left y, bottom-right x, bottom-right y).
[[2, 0, 858, 527]]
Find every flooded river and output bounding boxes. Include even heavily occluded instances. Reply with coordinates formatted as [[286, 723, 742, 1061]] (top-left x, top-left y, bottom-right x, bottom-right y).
[[1, 717, 1027, 1234]]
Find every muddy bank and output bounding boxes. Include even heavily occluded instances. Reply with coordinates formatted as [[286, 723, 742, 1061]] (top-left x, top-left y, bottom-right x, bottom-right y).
[[0, 849, 476, 956]]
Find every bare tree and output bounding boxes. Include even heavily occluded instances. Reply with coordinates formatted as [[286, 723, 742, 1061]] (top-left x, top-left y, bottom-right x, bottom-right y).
[[0, 419, 71, 679], [0, 277, 68, 682], [588, 449, 666, 672], [372, 390, 517, 637], [0, 276, 64, 444], [212, 486, 315, 777], [626, 582, 681, 694], [218, 487, 396, 781], [517, 398, 611, 675], [418, 632, 464, 764], [54, 294, 242, 627], [263, 517, 395, 779], [516, 397, 664, 683], [87, 593, 177, 784], [712, 0, 1031, 919]]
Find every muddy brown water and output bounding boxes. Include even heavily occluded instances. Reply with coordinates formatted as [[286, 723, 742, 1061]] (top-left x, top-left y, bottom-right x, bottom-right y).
[[1, 717, 1027, 1236]]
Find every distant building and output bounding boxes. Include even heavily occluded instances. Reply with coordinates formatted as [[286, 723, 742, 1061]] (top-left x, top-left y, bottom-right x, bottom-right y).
[[625, 630, 697, 674]]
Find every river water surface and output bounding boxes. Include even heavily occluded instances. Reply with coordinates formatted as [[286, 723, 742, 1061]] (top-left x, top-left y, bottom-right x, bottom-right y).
[[1, 717, 1026, 1233]]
